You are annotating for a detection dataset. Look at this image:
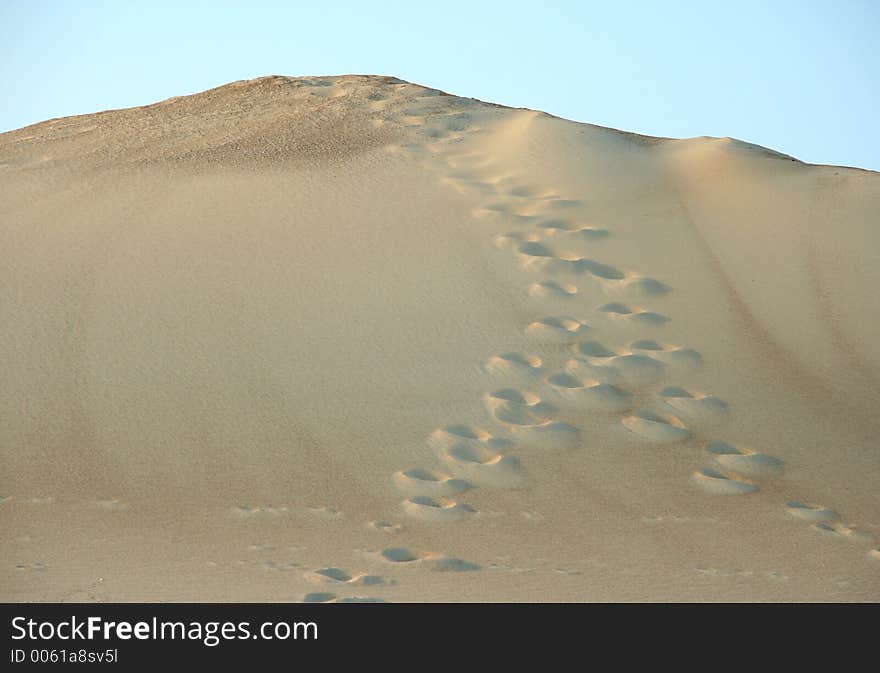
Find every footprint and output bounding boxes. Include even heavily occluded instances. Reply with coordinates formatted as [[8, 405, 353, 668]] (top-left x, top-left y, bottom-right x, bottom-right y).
[[784, 501, 839, 523], [379, 547, 421, 563], [305, 568, 391, 586], [367, 520, 404, 534], [536, 219, 608, 237], [402, 496, 475, 522], [563, 227, 611, 244], [497, 183, 558, 199], [305, 568, 352, 584], [392, 468, 470, 497], [811, 522, 871, 542], [598, 302, 670, 326], [658, 387, 728, 428], [428, 424, 513, 453], [484, 388, 579, 448], [422, 556, 481, 572], [515, 241, 574, 273], [572, 258, 625, 281], [546, 372, 632, 412], [436, 441, 525, 488], [525, 316, 589, 344], [537, 225, 611, 255], [621, 410, 690, 443], [629, 340, 702, 370], [614, 276, 671, 299], [512, 244, 624, 281], [497, 185, 539, 199], [572, 340, 618, 359], [706, 441, 784, 479], [691, 467, 758, 495], [566, 352, 667, 388], [484, 388, 556, 425], [373, 546, 480, 572], [484, 352, 544, 381], [493, 231, 539, 251], [302, 592, 337, 603], [608, 353, 669, 386], [528, 280, 578, 299]]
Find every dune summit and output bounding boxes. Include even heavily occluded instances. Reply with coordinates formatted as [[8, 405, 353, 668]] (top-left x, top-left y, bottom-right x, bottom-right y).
[[1, 75, 879, 602]]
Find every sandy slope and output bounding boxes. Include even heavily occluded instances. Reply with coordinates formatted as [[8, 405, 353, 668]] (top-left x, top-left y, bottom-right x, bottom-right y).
[[1, 75, 878, 602]]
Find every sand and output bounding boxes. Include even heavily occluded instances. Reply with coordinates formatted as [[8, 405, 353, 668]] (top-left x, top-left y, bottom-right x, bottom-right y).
[[1, 75, 878, 602]]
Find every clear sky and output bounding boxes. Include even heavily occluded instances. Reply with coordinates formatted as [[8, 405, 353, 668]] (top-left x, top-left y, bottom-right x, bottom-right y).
[[2, 1, 877, 170]]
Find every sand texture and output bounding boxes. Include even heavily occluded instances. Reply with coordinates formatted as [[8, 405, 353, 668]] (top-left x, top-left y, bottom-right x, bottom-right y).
[[1, 75, 879, 601]]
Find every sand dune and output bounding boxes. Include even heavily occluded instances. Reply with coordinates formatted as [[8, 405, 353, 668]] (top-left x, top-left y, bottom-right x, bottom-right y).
[[1, 75, 879, 601]]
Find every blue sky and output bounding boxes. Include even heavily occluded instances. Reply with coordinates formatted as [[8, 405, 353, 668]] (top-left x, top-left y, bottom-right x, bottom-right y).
[[2, 1, 877, 170]]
